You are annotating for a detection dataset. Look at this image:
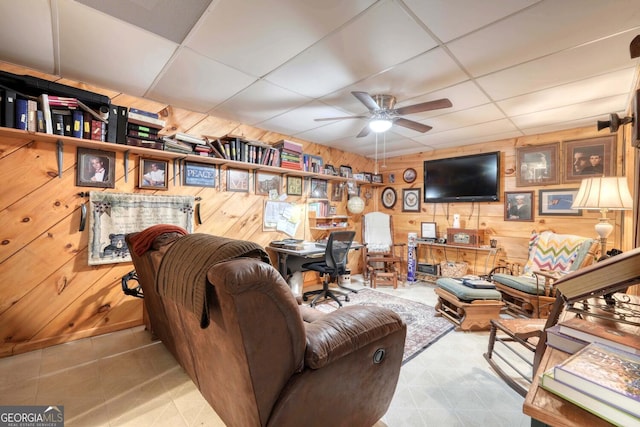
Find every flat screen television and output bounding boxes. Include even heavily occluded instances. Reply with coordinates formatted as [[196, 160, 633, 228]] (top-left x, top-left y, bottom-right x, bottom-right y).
[[423, 152, 500, 203]]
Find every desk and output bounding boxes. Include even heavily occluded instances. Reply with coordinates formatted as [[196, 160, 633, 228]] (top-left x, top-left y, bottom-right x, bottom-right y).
[[268, 242, 362, 279], [415, 239, 500, 277]]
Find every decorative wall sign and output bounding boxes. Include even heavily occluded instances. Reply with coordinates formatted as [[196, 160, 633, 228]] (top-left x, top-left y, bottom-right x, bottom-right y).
[[227, 168, 249, 192], [286, 176, 303, 196], [183, 161, 216, 187]]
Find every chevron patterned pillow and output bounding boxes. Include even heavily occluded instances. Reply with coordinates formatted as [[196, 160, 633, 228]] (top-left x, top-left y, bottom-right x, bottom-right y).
[[523, 231, 590, 274]]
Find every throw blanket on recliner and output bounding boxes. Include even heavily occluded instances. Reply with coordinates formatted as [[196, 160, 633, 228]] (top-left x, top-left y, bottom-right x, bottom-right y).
[[156, 234, 270, 328]]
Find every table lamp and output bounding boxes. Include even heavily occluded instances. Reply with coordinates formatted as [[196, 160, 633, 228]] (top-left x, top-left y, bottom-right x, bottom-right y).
[[571, 177, 633, 254]]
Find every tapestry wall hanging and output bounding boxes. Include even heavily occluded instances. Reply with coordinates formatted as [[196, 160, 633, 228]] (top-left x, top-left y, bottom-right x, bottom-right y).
[[88, 192, 195, 265]]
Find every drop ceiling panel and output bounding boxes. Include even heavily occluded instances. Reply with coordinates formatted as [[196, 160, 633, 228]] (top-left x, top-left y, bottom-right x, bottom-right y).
[[148, 48, 257, 113], [295, 120, 368, 143], [258, 100, 352, 135], [0, 1, 55, 73], [415, 119, 521, 146], [57, 0, 178, 96], [264, 0, 438, 98], [186, 0, 376, 77]]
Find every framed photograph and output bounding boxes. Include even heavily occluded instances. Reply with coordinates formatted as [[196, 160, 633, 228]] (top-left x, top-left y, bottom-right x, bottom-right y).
[[516, 143, 559, 187], [563, 136, 616, 183], [286, 176, 303, 196], [76, 147, 115, 188], [310, 178, 328, 198], [381, 187, 397, 209], [363, 172, 372, 183], [538, 188, 582, 216], [255, 172, 281, 196], [403, 168, 417, 183], [339, 165, 352, 178], [139, 158, 168, 190], [331, 182, 343, 201], [372, 173, 383, 184], [504, 191, 534, 222], [183, 161, 216, 187], [324, 164, 337, 176], [227, 168, 249, 192], [421, 222, 437, 240], [402, 188, 421, 212], [346, 180, 359, 196]]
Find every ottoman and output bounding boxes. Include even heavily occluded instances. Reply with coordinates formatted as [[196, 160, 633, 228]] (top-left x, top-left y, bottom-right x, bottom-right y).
[[434, 278, 504, 331]]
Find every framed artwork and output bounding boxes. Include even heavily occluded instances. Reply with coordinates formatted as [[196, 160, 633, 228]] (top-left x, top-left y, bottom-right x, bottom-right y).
[[381, 187, 397, 209], [324, 164, 337, 176], [633, 89, 640, 148], [346, 180, 359, 196], [331, 182, 343, 201], [563, 136, 616, 183], [372, 174, 383, 184], [516, 143, 559, 187], [227, 168, 249, 192], [139, 158, 168, 190], [504, 191, 534, 222], [76, 147, 115, 188], [339, 165, 352, 178], [286, 176, 303, 196], [403, 168, 417, 183], [310, 178, 328, 198], [538, 188, 582, 216], [255, 172, 281, 196], [183, 161, 216, 187], [402, 188, 420, 212], [421, 222, 437, 240]]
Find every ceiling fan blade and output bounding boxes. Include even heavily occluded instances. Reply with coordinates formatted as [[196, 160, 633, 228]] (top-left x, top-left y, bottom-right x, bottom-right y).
[[394, 118, 432, 133], [351, 91, 380, 111], [314, 115, 368, 122], [356, 125, 371, 138], [395, 98, 452, 115]]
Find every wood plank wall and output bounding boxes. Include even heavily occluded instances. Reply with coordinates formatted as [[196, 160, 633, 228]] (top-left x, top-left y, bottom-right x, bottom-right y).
[[0, 61, 637, 357]]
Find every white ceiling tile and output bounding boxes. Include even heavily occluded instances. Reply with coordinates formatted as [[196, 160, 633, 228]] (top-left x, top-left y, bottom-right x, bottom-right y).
[[405, 0, 540, 43], [265, 0, 438, 98], [415, 119, 520, 145], [422, 104, 507, 133], [0, 0, 55, 73], [186, 0, 376, 77], [148, 48, 257, 113], [57, 0, 178, 96], [449, 0, 640, 77], [258, 100, 355, 135], [295, 119, 368, 143]]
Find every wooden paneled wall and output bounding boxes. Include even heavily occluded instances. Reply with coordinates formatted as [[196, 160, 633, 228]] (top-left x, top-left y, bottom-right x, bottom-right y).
[[0, 61, 637, 357]]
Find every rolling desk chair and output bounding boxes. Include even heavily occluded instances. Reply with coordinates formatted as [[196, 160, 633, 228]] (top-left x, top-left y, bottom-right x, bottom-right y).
[[302, 231, 355, 307]]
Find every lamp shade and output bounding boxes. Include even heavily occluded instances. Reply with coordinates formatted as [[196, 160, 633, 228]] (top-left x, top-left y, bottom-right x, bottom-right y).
[[571, 177, 633, 210], [347, 196, 365, 214]]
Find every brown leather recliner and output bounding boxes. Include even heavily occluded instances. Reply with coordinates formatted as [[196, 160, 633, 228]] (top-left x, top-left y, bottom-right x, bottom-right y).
[[125, 229, 406, 427]]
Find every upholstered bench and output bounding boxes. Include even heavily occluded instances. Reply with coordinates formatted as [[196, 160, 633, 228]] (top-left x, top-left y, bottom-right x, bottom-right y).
[[434, 278, 504, 331]]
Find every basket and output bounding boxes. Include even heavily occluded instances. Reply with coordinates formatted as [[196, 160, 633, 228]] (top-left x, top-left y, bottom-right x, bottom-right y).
[[439, 261, 468, 278]]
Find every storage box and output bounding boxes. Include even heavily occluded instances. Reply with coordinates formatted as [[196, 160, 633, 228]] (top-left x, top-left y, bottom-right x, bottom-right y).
[[446, 228, 485, 247], [439, 261, 468, 278]]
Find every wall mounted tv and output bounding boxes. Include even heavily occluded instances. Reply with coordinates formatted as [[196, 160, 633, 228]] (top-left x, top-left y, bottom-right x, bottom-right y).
[[423, 151, 500, 203]]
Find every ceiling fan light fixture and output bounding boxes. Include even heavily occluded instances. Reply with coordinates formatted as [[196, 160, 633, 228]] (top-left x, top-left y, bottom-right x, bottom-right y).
[[369, 118, 392, 133]]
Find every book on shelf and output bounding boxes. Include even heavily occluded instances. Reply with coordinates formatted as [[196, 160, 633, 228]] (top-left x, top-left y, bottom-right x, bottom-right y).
[[106, 104, 119, 143], [274, 139, 303, 153], [72, 110, 83, 138], [91, 120, 105, 141], [15, 98, 28, 130], [127, 110, 165, 129], [128, 107, 159, 119], [558, 317, 640, 355], [82, 112, 92, 140], [171, 132, 207, 146], [27, 99, 37, 132], [545, 324, 588, 354], [116, 106, 128, 144], [540, 369, 640, 427], [553, 342, 640, 417], [48, 95, 78, 109], [125, 136, 163, 150], [2, 89, 17, 128]]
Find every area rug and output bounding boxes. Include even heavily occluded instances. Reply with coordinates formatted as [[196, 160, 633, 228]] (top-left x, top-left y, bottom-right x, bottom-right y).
[[313, 288, 454, 364]]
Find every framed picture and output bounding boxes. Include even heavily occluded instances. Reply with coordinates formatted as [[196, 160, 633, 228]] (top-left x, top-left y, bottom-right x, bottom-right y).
[[346, 180, 359, 196], [538, 188, 582, 216], [227, 168, 249, 192], [563, 136, 616, 182], [421, 222, 437, 240], [381, 187, 396, 209], [339, 165, 352, 178], [139, 158, 168, 190], [633, 89, 640, 148], [516, 143, 559, 187], [402, 188, 421, 212], [363, 172, 372, 183], [324, 164, 337, 176], [504, 191, 534, 222], [76, 147, 115, 188], [183, 161, 216, 187], [331, 182, 343, 201], [403, 168, 417, 183], [255, 172, 281, 196], [286, 176, 303, 196], [372, 173, 383, 184], [388, 173, 395, 183], [310, 178, 328, 198]]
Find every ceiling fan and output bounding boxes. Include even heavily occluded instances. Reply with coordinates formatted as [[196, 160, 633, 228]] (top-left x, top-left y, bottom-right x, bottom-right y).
[[315, 91, 452, 137]]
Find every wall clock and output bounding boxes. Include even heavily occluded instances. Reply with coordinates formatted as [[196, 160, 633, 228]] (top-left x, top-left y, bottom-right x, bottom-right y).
[[403, 168, 417, 183], [381, 187, 397, 209]]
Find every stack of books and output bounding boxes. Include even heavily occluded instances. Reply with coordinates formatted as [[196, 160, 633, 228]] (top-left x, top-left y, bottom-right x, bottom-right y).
[[275, 139, 303, 170], [546, 317, 640, 355], [126, 108, 165, 150], [539, 342, 640, 426], [216, 135, 280, 165], [162, 132, 211, 155]]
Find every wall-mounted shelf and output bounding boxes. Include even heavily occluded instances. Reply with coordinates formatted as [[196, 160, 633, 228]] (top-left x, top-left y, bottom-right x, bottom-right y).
[[0, 127, 383, 186]]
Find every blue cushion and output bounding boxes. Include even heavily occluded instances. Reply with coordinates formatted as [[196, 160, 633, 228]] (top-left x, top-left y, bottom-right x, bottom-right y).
[[436, 278, 502, 301]]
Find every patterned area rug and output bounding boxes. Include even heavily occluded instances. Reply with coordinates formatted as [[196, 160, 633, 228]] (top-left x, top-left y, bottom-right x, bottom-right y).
[[313, 288, 454, 364]]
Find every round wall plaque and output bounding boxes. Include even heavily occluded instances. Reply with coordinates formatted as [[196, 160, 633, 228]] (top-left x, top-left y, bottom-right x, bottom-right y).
[[403, 168, 417, 183], [381, 187, 397, 209]]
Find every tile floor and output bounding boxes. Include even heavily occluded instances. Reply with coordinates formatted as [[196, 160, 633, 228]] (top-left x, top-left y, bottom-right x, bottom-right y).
[[0, 277, 531, 426]]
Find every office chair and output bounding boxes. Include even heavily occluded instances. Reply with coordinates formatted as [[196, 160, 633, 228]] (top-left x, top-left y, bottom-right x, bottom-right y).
[[302, 231, 356, 307]]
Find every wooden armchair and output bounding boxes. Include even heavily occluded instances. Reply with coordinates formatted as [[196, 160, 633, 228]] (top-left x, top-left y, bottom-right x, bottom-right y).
[[362, 212, 405, 288], [490, 231, 599, 318]]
